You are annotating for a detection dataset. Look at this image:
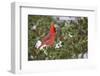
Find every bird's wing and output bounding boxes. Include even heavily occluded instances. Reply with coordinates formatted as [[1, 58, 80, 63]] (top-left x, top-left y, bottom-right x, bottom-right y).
[[45, 37, 55, 46], [42, 34, 51, 43]]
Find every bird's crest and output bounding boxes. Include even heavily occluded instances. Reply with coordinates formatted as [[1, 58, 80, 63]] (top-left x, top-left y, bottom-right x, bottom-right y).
[[50, 22, 56, 33]]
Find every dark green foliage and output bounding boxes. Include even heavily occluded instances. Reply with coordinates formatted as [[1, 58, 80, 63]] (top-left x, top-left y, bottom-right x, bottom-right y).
[[28, 15, 88, 60]]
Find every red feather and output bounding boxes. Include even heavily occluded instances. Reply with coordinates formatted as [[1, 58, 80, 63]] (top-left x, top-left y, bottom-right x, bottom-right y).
[[39, 22, 56, 49]]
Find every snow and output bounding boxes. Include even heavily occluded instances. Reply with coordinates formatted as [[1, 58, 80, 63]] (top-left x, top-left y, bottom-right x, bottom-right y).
[[31, 25, 37, 30], [55, 41, 62, 49], [52, 16, 77, 21], [35, 40, 42, 49], [78, 53, 88, 58], [68, 33, 73, 37], [78, 53, 82, 58], [35, 40, 47, 50], [83, 53, 88, 58], [30, 55, 34, 59], [40, 44, 47, 50], [59, 16, 76, 21]]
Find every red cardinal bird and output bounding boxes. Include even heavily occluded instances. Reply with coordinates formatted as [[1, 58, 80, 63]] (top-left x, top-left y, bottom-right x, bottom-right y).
[[38, 22, 56, 49]]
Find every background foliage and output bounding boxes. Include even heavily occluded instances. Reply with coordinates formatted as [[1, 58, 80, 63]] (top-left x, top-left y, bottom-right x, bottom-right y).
[[28, 15, 88, 60]]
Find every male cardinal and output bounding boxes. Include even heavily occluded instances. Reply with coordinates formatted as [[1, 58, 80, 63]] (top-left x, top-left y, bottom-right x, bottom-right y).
[[38, 22, 56, 49]]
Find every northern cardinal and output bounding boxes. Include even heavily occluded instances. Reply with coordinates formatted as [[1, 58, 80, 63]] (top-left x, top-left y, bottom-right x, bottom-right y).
[[38, 22, 56, 49]]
